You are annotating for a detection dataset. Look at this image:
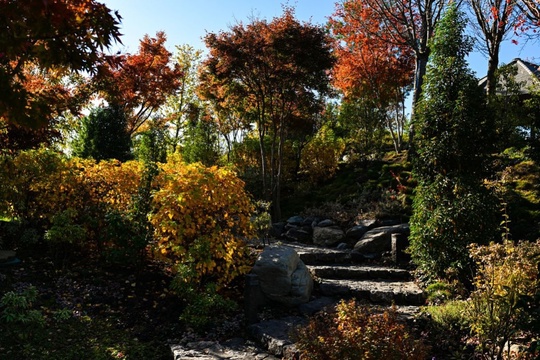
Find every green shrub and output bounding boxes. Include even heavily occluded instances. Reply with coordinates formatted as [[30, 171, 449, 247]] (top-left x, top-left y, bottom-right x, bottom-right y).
[[294, 300, 430, 360], [425, 280, 466, 305], [101, 210, 147, 266], [175, 283, 238, 333], [409, 176, 499, 284], [424, 300, 472, 358], [44, 208, 87, 265], [0, 286, 45, 341]]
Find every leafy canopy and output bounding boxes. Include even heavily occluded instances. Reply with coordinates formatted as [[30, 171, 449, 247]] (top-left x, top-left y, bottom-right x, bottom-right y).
[[0, 0, 122, 127]]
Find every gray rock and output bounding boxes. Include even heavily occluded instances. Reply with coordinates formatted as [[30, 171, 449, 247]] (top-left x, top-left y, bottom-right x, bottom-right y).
[[313, 226, 345, 246], [345, 225, 370, 240], [284, 228, 311, 243], [336, 242, 350, 250], [353, 224, 409, 254], [298, 297, 337, 316], [355, 219, 377, 228], [286, 216, 304, 226], [170, 340, 281, 360], [291, 262, 313, 298], [317, 219, 335, 227], [247, 316, 306, 357], [251, 246, 313, 306], [301, 217, 318, 226]]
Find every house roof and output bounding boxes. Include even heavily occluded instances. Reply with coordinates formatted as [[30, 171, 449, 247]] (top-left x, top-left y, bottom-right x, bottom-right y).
[[478, 58, 540, 95]]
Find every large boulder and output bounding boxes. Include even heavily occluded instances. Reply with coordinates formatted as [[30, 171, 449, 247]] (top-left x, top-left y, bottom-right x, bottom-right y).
[[312, 226, 345, 247], [251, 246, 313, 306], [353, 224, 409, 254]]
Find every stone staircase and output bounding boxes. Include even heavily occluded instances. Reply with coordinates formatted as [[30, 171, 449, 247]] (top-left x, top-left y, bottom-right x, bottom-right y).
[[242, 243, 426, 358], [171, 242, 426, 359], [287, 242, 425, 307]]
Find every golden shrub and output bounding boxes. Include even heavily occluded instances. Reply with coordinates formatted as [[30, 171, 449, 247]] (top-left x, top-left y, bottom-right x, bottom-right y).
[[150, 155, 255, 287]]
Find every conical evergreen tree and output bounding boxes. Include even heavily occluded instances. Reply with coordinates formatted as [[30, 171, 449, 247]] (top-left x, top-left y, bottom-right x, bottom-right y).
[[73, 104, 132, 162], [409, 3, 499, 283]]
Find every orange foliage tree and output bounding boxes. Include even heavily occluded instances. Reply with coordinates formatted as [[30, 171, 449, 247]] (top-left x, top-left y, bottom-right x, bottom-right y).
[[330, 0, 447, 113], [98, 32, 183, 136], [199, 8, 335, 219], [329, 0, 415, 152], [0, 0, 122, 128]]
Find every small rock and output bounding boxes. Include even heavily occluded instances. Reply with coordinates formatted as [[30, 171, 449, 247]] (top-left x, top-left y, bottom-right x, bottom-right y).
[[286, 216, 304, 226], [284, 228, 311, 243], [317, 219, 335, 227]]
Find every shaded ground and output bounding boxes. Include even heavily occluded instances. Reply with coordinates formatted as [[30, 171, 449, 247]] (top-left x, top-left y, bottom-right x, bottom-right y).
[[0, 254, 188, 359]]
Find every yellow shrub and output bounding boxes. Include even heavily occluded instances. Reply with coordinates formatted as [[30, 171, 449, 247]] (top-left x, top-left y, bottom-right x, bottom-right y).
[[76, 158, 143, 214], [150, 155, 255, 288], [0, 149, 80, 223], [300, 126, 345, 184], [0, 149, 144, 253]]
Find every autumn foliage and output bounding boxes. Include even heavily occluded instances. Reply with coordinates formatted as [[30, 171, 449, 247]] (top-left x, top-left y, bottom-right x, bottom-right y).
[[0, 149, 142, 246], [150, 155, 255, 288], [294, 300, 429, 360], [199, 8, 335, 219], [98, 32, 183, 135], [0, 0, 122, 127], [329, 0, 414, 102], [0, 150, 254, 287]]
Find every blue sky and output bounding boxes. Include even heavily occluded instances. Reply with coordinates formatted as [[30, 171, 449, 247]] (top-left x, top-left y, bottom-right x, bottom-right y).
[[102, 0, 537, 79]]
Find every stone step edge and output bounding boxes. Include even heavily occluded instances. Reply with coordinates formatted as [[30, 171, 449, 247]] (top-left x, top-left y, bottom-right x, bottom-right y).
[[307, 264, 411, 281], [316, 278, 426, 306]]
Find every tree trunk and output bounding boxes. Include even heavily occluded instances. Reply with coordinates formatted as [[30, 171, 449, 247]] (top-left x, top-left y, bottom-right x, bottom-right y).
[[486, 50, 499, 98], [412, 52, 429, 114], [409, 52, 429, 153]]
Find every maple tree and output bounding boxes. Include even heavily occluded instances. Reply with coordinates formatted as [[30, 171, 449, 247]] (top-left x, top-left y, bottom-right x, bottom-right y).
[[468, 0, 521, 96], [199, 8, 335, 219], [331, 0, 446, 112], [99, 32, 182, 136], [0, 0, 122, 128], [329, 1, 415, 152]]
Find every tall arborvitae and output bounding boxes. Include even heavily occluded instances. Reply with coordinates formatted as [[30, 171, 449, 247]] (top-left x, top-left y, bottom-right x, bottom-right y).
[[409, 3, 499, 284]]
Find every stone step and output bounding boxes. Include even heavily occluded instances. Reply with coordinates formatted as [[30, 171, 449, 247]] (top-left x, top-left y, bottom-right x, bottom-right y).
[[285, 243, 359, 265], [308, 264, 411, 281], [247, 316, 306, 358], [316, 278, 425, 306]]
